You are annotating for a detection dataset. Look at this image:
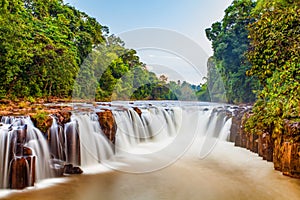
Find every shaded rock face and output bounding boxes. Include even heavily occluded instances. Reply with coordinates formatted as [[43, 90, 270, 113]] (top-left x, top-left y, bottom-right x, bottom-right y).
[[133, 107, 142, 118], [231, 107, 300, 179], [231, 107, 273, 161], [230, 107, 250, 145], [281, 141, 300, 178], [96, 110, 117, 144], [55, 110, 72, 125], [273, 121, 300, 178], [258, 133, 273, 162]]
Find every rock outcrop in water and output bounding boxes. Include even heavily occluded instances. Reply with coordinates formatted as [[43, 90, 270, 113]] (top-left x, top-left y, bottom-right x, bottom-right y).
[[9, 125, 36, 189], [1, 101, 299, 191], [96, 110, 117, 144], [0, 104, 118, 189], [230, 106, 300, 179]]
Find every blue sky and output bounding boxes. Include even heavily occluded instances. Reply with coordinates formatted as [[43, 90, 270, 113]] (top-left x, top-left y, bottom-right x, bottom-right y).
[[65, 0, 232, 84]]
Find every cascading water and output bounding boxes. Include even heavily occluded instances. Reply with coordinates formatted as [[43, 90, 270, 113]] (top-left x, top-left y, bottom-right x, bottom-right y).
[[112, 105, 182, 154], [103, 102, 233, 173], [48, 116, 65, 161], [70, 113, 114, 167], [0, 117, 53, 189], [195, 106, 233, 158], [0, 123, 13, 188], [23, 117, 54, 181], [0, 101, 233, 191], [64, 120, 80, 165]]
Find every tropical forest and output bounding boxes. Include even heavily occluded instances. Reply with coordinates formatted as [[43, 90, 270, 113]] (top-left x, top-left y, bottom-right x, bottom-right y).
[[0, 0, 300, 199]]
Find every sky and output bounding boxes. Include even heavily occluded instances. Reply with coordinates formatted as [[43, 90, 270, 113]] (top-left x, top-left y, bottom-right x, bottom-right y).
[[64, 0, 232, 85]]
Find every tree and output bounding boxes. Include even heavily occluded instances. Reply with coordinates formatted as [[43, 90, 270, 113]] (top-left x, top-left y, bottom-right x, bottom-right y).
[[245, 1, 300, 136], [0, 0, 105, 99], [205, 0, 258, 103]]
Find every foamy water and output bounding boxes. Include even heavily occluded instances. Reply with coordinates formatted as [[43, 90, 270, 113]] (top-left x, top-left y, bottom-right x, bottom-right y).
[[1, 102, 300, 200]]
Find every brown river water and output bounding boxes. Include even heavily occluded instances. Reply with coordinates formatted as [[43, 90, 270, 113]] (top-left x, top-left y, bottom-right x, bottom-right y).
[[2, 141, 300, 200]]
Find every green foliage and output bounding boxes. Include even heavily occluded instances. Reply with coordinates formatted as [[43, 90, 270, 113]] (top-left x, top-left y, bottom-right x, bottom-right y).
[[245, 1, 300, 139], [0, 0, 202, 102], [0, 0, 104, 99], [196, 83, 211, 102], [30, 109, 50, 133], [205, 0, 259, 103]]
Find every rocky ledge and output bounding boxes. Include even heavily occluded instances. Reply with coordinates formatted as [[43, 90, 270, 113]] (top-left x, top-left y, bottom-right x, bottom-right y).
[[230, 106, 300, 178]]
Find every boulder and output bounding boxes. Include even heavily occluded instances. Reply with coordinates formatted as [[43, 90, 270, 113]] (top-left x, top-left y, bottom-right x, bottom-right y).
[[96, 110, 117, 144], [64, 164, 83, 175], [133, 107, 142, 118], [282, 141, 300, 178], [9, 155, 35, 189]]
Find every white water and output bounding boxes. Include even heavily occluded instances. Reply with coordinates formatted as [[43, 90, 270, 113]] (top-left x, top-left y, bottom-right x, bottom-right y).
[[0, 102, 232, 192], [2, 102, 300, 200], [102, 103, 233, 173], [0, 124, 13, 188], [48, 117, 65, 161], [22, 117, 53, 181], [0, 117, 53, 188], [71, 114, 114, 167], [113, 106, 183, 155]]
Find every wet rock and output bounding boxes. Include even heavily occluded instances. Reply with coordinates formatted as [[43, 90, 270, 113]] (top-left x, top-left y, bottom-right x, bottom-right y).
[[56, 110, 72, 125], [273, 120, 300, 178], [249, 133, 259, 153], [258, 133, 273, 162], [9, 154, 36, 189], [273, 136, 284, 171], [133, 107, 142, 117], [282, 141, 300, 178], [230, 107, 247, 143], [64, 164, 83, 175], [46, 118, 66, 161], [9, 157, 29, 189], [96, 110, 117, 144], [8, 124, 36, 189]]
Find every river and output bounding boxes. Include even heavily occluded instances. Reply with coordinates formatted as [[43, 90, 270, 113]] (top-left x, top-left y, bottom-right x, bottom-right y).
[[2, 140, 300, 200], [1, 102, 300, 200]]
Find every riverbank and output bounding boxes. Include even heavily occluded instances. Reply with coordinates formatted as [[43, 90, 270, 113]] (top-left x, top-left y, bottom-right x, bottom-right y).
[[230, 106, 300, 179]]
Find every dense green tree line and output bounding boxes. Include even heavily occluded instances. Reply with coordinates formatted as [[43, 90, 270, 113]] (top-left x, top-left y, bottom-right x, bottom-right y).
[[205, 0, 259, 103], [207, 0, 299, 140], [0, 0, 104, 98], [245, 0, 300, 138], [0, 0, 202, 101]]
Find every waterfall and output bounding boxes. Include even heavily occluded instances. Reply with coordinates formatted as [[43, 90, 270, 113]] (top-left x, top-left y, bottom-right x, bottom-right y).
[[0, 117, 53, 188], [198, 107, 232, 159], [48, 116, 65, 161], [0, 124, 13, 188], [113, 106, 181, 154], [0, 101, 234, 189], [22, 117, 53, 181], [104, 102, 233, 173], [71, 113, 114, 167], [64, 120, 80, 165]]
